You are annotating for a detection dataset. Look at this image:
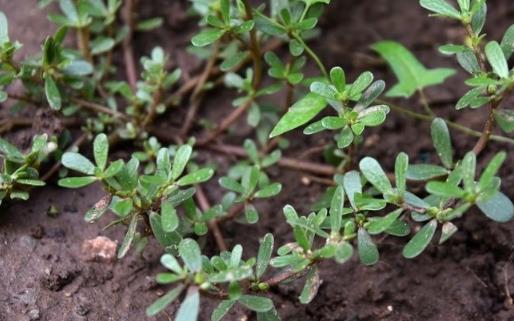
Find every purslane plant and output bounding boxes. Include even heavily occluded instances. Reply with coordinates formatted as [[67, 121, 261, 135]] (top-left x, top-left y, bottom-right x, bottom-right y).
[[1, 0, 514, 320], [0, 135, 55, 205]]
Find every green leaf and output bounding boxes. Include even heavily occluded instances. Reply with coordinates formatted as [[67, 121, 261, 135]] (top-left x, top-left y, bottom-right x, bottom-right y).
[[256, 233, 274, 279], [330, 67, 345, 92], [84, 195, 111, 222], [371, 41, 455, 98], [63, 60, 93, 76], [366, 209, 403, 235], [0, 11, 9, 44], [221, 51, 246, 71], [177, 168, 214, 186], [270, 92, 327, 137], [61, 152, 96, 175], [501, 25, 514, 59], [494, 109, 514, 133], [485, 41, 509, 78], [419, 0, 462, 19], [402, 219, 437, 258], [161, 254, 183, 274], [461, 152, 476, 190], [58, 176, 97, 188], [479, 152, 506, 190], [136, 17, 163, 31], [167, 188, 196, 206], [219, 177, 244, 193], [91, 37, 115, 55], [471, 1, 487, 34], [239, 295, 273, 312], [431, 118, 453, 168], [356, 80, 385, 108], [0, 138, 23, 162], [395, 152, 409, 196], [161, 201, 179, 232], [349, 71, 374, 98], [93, 134, 108, 171], [254, 183, 282, 198], [256, 308, 282, 321], [299, 267, 321, 304], [245, 204, 259, 224], [457, 50, 481, 74], [110, 197, 133, 217], [176, 287, 200, 321], [357, 228, 379, 265], [212, 300, 236, 321], [357, 105, 389, 127], [45, 76, 62, 110], [244, 139, 259, 163], [146, 284, 185, 317], [191, 29, 225, 47], [118, 214, 138, 258], [329, 185, 345, 233], [179, 239, 202, 272], [334, 241, 354, 264], [150, 212, 182, 247], [406, 164, 449, 180], [172, 145, 193, 181], [59, 0, 79, 23], [359, 157, 392, 194], [457, 0, 470, 11], [439, 221, 458, 244], [426, 181, 465, 198], [104, 159, 124, 178], [343, 170, 361, 210], [385, 219, 411, 236], [17, 179, 45, 186], [477, 192, 514, 223]]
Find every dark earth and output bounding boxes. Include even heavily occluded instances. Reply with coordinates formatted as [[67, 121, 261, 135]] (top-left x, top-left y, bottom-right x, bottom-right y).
[[2, 0, 514, 320]]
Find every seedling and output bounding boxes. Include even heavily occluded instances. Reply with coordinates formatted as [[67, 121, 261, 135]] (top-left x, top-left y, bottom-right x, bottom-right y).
[[1, 0, 514, 320]]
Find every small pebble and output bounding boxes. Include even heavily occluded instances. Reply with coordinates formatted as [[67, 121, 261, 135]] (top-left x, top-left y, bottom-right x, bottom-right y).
[[81, 236, 117, 262]]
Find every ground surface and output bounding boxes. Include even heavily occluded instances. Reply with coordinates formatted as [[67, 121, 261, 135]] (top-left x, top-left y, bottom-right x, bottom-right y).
[[2, 0, 514, 320]]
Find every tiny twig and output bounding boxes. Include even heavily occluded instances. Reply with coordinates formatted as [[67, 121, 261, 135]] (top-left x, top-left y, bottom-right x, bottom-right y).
[[179, 43, 220, 137], [70, 98, 129, 120], [196, 186, 227, 251], [472, 100, 500, 155], [205, 143, 337, 176], [241, 0, 262, 87], [418, 89, 435, 117], [214, 202, 245, 225], [122, 0, 138, 90], [381, 99, 514, 147], [197, 98, 255, 146], [77, 27, 92, 62]]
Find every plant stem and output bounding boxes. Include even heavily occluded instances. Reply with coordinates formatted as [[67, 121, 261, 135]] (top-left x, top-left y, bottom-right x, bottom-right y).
[[196, 186, 227, 251], [163, 39, 282, 108], [380, 99, 514, 146], [418, 89, 435, 116], [293, 34, 328, 78], [142, 87, 163, 128], [241, 0, 262, 87], [204, 143, 337, 176], [122, 0, 138, 90], [179, 43, 220, 138], [71, 98, 129, 120], [215, 202, 245, 224], [197, 98, 255, 146], [77, 27, 92, 62], [472, 100, 499, 155]]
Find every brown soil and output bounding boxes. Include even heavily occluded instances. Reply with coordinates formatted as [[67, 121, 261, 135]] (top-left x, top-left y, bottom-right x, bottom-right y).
[[2, 0, 514, 320]]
